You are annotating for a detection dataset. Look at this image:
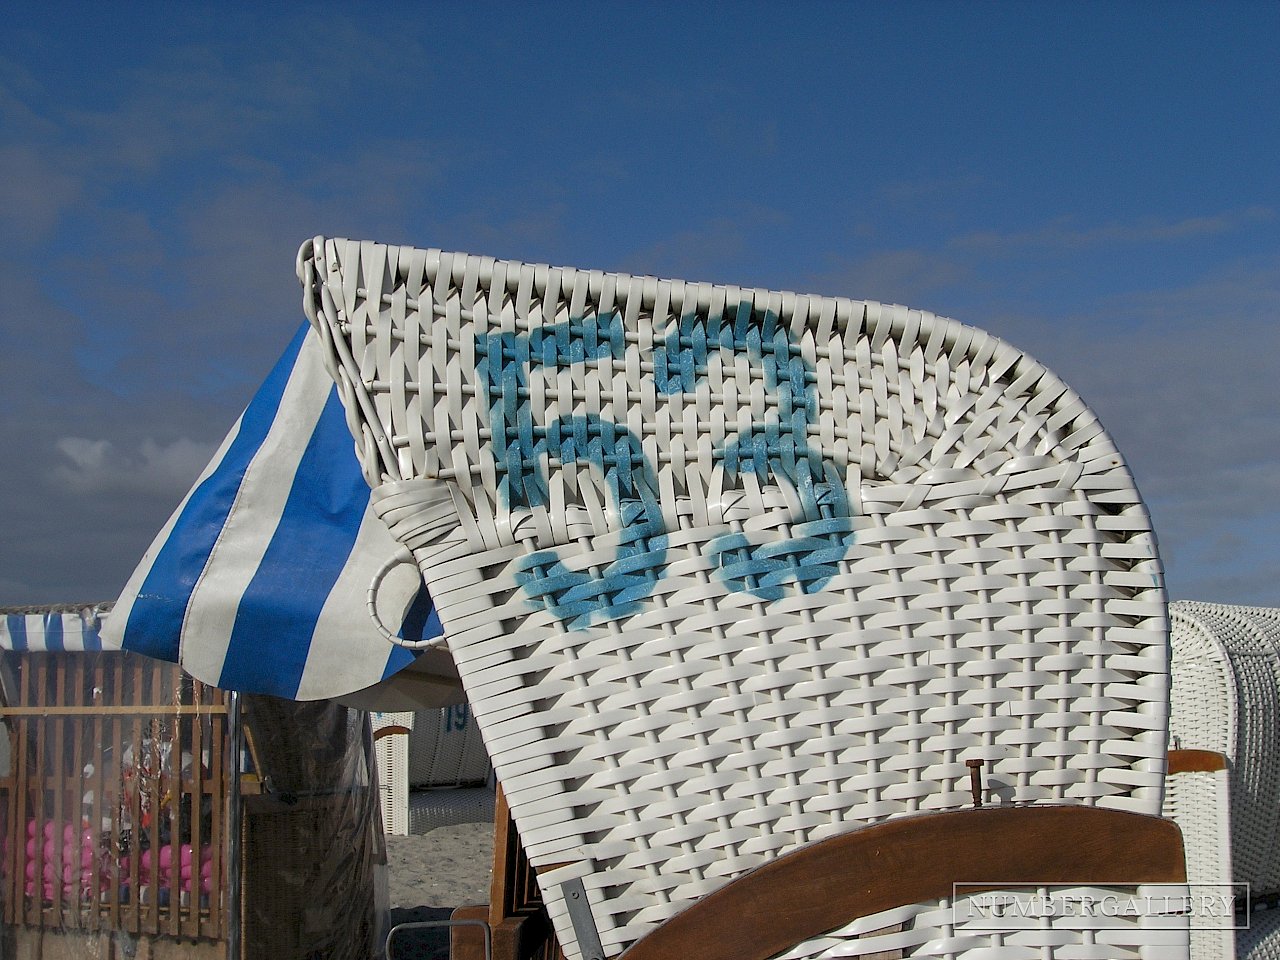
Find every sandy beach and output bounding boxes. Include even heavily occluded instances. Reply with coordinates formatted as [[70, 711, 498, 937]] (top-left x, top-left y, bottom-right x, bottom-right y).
[[383, 823, 495, 959]]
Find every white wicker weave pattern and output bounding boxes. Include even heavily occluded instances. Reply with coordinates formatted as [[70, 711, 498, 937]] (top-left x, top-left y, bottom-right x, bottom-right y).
[[403, 706, 490, 788], [299, 237, 1169, 959], [1163, 767, 1235, 960], [372, 712, 412, 835], [773, 884, 1189, 959], [1169, 601, 1280, 899], [372, 708, 492, 835], [1241, 907, 1280, 960]]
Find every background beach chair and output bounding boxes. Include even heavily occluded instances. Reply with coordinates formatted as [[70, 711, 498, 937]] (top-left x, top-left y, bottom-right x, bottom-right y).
[[300, 237, 1187, 960], [1164, 748, 1234, 960], [1167, 601, 1280, 959], [372, 705, 494, 836]]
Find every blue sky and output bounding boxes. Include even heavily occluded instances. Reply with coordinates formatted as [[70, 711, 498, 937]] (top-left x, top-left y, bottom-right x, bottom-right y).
[[2, 3, 1278, 606]]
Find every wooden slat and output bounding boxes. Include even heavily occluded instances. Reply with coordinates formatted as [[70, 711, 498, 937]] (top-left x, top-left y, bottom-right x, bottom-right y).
[[13, 656, 26, 926], [104, 654, 123, 932], [1, 654, 21, 927], [29, 654, 46, 929], [618, 806, 1188, 960], [243, 720, 264, 779], [145, 654, 161, 937], [50, 652, 68, 923], [186, 681, 206, 940], [489, 784, 514, 926], [164, 662, 180, 939], [67, 652, 84, 922], [486, 784, 566, 960], [88, 652, 106, 934], [1, 770, 14, 928], [0, 705, 232, 716], [1, 777, 14, 927], [125, 664, 144, 935], [450, 903, 490, 960], [208, 687, 226, 942]]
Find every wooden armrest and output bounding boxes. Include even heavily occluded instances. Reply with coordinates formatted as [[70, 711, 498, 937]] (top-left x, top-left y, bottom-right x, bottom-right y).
[[618, 805, 1185, 960], [1168, 748, 1228, 774], [372, 724, 412, 741]]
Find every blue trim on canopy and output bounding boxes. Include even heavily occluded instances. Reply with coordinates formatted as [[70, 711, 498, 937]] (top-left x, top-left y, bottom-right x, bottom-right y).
[[43, 614, 64, 652], [5, 615, 27, 652]]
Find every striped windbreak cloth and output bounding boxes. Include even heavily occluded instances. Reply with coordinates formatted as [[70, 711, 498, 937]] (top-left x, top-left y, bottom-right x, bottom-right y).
[[104, 322, 443, 699]]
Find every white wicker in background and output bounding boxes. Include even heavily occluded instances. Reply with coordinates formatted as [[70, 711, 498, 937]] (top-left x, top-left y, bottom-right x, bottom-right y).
[[1241, 908, 1280, 960], [372, 707, 493, 835], [1163, 761, 1235, 960], [1169, 602, 1280, 897], [404, 705, 490, 787], [300, 238, 1173, 959]]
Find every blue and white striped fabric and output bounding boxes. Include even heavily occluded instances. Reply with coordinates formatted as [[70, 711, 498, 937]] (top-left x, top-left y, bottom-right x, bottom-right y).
[[104, 321, 444, 700], [0, 607, 114, 652]]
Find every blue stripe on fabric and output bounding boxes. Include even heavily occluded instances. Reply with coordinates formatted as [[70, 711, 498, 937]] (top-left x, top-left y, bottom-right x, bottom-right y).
[[44, 614, 64, 652], [82, 619, 103, 652], [398, 584, 442, 644], [381, 587, 443, 680], [382, 645, 420, 681], [217, 386, 369, 698], [121, 322, 310, 664], [6, 615, 28, 652]]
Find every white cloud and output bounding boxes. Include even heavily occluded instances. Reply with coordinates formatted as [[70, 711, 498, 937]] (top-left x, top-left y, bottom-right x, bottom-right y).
[[987, 257, 1280, 606], [807, 249, 972, 307], [619, 209, 791, 284], [878, 174, 985, 203], [51, 437, 217, 497], [0, 145, 82, 240], [951, 207, 1275, 254]]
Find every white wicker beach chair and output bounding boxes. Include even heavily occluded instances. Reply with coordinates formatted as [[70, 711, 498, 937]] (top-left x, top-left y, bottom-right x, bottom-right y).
[[1168, 601, 1280, 959], [299, 237, 1185, 960], [371, 706, 494, 836], [1164, 749, 1235, 960]]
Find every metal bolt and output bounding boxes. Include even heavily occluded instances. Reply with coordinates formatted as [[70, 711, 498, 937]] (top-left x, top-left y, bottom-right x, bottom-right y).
[[966, 758, 985, 808]]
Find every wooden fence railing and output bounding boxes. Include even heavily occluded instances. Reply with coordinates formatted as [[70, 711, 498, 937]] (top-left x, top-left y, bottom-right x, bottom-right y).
[[0, 651, 230, 942]]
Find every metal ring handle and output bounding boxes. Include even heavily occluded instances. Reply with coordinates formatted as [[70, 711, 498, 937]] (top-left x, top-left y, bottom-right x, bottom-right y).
[[367, 547, 438, 649], [386, 918, 491, 960]]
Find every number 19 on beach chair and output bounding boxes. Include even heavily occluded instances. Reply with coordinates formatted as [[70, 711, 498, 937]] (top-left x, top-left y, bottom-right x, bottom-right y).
[[299, 238, 1188, 959]]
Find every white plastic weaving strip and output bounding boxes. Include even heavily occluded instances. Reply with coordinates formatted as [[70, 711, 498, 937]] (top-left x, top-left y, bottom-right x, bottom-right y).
[[772, 885, 1190, 960], [404, 704, 490, 788], [373, 713, 413, 836]]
